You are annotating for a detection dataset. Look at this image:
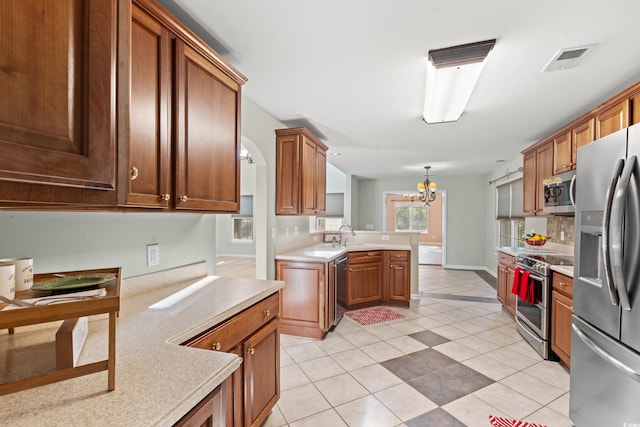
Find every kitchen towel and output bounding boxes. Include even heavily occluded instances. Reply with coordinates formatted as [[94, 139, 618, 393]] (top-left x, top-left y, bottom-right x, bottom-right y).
[[518, 271, 530, 302], [511, 267, 522, 295]]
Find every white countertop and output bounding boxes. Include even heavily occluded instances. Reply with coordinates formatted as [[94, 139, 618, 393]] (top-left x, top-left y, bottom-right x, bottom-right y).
[[551, 265, 574, 277], [0, 270, 283, 426], [276, 242, 412, 262]]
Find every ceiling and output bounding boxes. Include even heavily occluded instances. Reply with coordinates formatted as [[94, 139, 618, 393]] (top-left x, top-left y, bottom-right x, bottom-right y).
[[159, 0, 640, 180]]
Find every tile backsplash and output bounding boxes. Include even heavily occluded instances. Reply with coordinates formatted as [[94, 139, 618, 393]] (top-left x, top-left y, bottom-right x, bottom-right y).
[[546, 216, 575, 246]]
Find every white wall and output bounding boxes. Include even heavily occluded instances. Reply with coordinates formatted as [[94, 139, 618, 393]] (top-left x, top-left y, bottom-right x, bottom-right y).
[[0, 211, 215, 279], [353, 175, 488, 268]]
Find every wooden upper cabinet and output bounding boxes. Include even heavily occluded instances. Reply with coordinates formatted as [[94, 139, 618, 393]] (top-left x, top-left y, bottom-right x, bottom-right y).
[[174, 41, 241, 212], [0, 0, 117, 205], [536, 142, 554, 215], [522, 141, 553, 216], [553, 131, 572, 174], [596, 99, 629, 139], [632, 93, 640, 125], [572, 118, 595, 169], [119, 0, 246, 212], [121, 3, 172, 208], [276, 127, 328, 215]]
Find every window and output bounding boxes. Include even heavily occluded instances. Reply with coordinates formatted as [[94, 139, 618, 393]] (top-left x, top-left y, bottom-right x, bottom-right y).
[[496, 179, 524, 247], [395, 202, 427, 232], [316, 217, 343, 232], [232, 195, 253, 242]]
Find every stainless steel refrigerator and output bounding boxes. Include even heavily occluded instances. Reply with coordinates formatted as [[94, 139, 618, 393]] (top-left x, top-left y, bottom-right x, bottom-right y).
[[571, 123, 640, 426]]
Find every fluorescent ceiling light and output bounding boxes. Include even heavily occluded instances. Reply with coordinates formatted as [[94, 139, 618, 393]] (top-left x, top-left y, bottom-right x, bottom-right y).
[[423, 39, 495, 124]]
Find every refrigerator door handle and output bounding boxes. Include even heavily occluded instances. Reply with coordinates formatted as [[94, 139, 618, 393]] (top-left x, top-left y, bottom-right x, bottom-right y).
[[572, 322, 640, 383], [603, 158, 625, 306], [610, 155, 636, 311], [569, 173, 577, 208]]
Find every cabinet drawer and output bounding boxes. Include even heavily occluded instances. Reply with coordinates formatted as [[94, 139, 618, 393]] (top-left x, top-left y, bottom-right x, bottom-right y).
[[185, 293, 279, 352], [348, 251, 382, 264], [387, 251, 408, 262], [553, 272, 573, 297], [498, 252, 516, 269]]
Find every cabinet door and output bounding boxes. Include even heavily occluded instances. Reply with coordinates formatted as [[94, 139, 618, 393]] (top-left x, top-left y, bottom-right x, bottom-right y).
[[174, 386, 224, 427], [315, 146, 327, 216], [496, 264, 507, 305], [0, 0, 117, 205], [275, 135, 300, 214], [535, 142, 554, 215], [225, 346, 243, 427], [505, 268, 517, 316], [551, 290, 573, 367], [243, 319, 280, 427], [276, 261, 326, 330], [553, 131, 572, 174], [124, 4, 171, 208], [175, 41, 240, 212], [300, 136, 318, 215], [572, 118, 595, 169], [348, 262, 382, 306], [385, 251, 410, 304], [596, 100, 629, 139], [522, 151, 537, 216]]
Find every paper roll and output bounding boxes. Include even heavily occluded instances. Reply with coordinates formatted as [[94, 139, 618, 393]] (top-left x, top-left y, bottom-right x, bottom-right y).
[[0, 258, 34, 291], [0, 262, 16, 299]]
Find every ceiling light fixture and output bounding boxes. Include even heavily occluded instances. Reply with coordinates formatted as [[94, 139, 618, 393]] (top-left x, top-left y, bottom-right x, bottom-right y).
[[423, 39, 496, 124], [405, 166, 437, 205]]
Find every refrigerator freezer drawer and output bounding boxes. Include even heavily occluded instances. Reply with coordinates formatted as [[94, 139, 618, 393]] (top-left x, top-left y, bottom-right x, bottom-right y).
[[570, 315, 640, 427]]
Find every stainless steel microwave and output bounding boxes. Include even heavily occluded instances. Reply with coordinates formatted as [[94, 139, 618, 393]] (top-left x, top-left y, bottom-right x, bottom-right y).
[[543, 170, 576, 214]]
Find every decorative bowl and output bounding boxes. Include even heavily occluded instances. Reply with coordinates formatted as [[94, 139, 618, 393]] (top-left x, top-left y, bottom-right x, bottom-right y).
[[525, 239, 546, 247]]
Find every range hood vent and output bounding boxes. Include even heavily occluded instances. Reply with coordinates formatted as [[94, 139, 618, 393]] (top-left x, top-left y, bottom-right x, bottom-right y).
[[542, 44, 597, 72]]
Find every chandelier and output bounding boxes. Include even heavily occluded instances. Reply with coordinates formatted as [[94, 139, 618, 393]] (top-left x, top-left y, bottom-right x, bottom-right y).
[[409, 166, 437, 206]]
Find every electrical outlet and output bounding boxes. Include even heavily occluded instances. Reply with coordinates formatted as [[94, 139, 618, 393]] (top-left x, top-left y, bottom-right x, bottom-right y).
[[381, 235, 390, 241], [294, 226, 299, 235], [147, 244, 160, 266]]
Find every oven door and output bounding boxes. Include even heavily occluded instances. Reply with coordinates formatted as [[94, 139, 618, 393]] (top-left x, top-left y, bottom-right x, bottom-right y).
[[515, 272, 550, 338]]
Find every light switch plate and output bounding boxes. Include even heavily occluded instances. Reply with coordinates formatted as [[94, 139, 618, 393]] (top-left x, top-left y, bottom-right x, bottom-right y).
[[147, 244, 160, 266]]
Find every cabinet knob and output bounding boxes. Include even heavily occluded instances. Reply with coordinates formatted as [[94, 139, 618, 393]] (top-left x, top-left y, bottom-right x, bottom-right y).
[[559, 282, 566, 287], [263, 309, 270, 316], [180, 195, 188, 202], [247, 348, 255, 355], [130, 166, 139, 181], [212, 342, 222, 351], [160, 193, 171, 201]]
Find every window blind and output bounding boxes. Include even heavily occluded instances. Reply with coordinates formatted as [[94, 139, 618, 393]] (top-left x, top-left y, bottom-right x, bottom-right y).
[[496, 178, 523, 219]]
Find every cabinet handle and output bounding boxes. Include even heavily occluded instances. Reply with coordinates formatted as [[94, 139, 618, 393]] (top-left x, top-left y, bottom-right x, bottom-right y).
[[212, 342, 222, 351], [263, 309, 270, 316], [179, 195, 188, 202], [247, 348, 255, 355], [130, 166, 139, 181], [160, 193, 171, 201], [559, 282, 566, 287]]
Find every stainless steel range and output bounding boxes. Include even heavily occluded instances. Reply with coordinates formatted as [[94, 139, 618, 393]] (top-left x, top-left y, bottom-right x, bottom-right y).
[[514, 253, 573, 359]]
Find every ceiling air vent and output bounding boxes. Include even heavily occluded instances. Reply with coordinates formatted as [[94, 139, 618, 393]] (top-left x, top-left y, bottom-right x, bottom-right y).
[[542, 44, 597, 72]]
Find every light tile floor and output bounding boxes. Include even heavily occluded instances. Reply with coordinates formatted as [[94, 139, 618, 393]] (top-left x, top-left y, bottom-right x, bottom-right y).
[[263, 266, 573, 427]]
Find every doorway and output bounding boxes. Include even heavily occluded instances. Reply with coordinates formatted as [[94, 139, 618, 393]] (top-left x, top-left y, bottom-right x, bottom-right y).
[[384, 191, 445, 266]]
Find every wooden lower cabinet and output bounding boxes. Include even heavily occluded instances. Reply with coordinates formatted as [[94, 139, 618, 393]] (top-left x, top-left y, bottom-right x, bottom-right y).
[[174, 386, 224, 427], [184, 293, 280, 427], [383, 251, 410, 307], [347, 251, 383, 309], [276, 260, 331, 339], [551, 272, 574, 368], [497, 251, 517, 316]]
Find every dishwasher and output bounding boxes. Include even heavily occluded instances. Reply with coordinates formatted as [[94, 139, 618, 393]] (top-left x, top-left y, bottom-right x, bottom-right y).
[[330, 254, 348, 330]]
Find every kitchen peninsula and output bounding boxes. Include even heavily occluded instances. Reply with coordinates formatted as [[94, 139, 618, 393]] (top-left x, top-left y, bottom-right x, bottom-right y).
[[0, 263, 283, 426], [275, 231, 419, 339]]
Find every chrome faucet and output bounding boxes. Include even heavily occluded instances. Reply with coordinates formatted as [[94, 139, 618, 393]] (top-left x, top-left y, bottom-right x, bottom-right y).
[[338, 224, 356, 247]]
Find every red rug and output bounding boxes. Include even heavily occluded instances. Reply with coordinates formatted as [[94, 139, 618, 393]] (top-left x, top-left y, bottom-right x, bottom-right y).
[[489, 415, 547, 427], [345, 306, 405, 325]]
